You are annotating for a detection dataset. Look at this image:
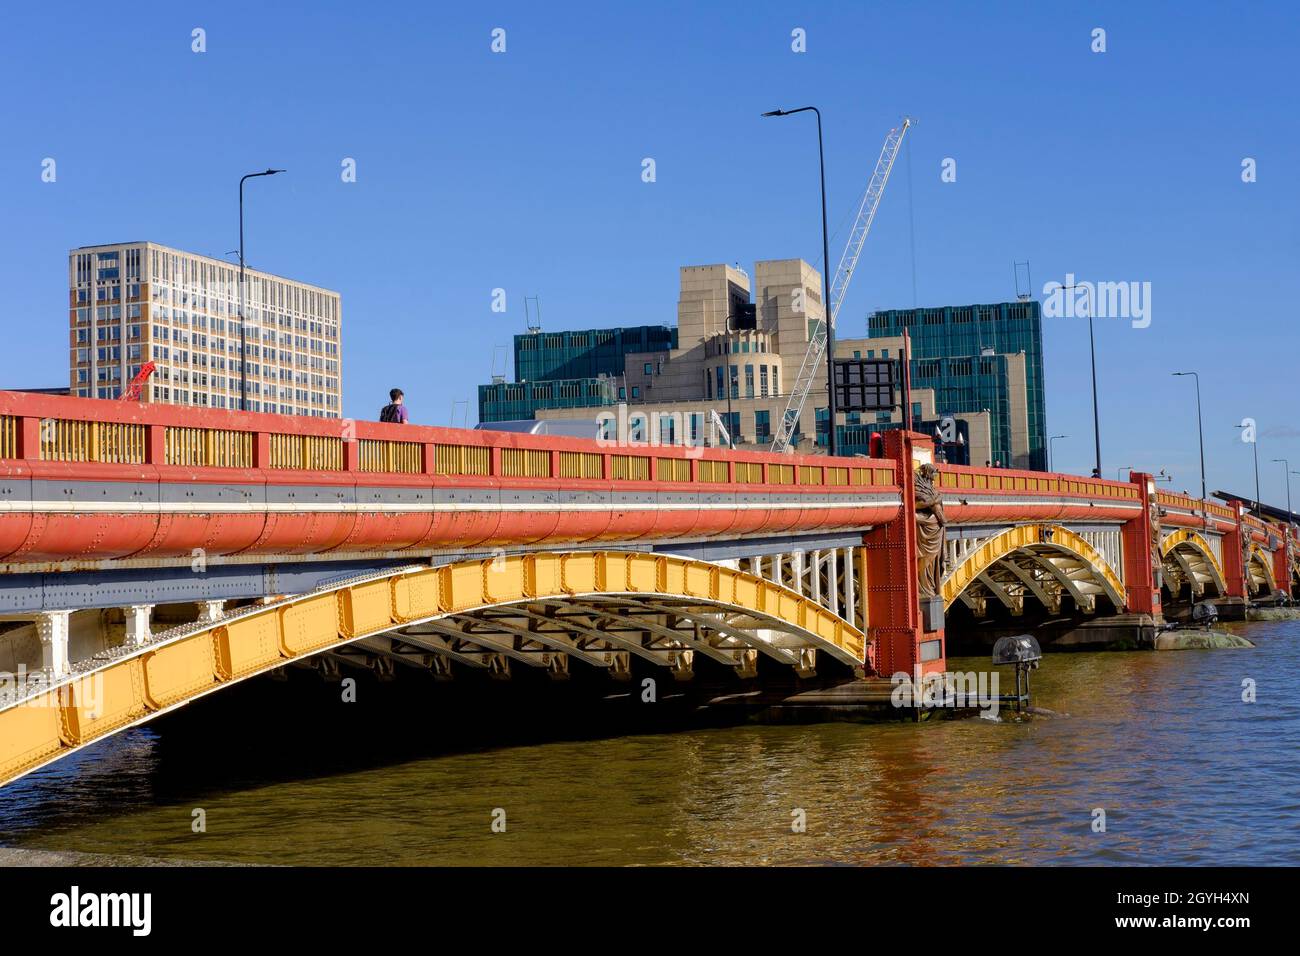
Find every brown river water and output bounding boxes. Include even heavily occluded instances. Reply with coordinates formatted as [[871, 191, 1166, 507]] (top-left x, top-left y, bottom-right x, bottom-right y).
[[1, 620, 1296, 866]]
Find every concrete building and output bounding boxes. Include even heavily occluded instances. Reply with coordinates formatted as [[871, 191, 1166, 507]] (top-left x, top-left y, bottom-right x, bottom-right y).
[[477, 259, 1040, 467], [69, 242, 342, 416]]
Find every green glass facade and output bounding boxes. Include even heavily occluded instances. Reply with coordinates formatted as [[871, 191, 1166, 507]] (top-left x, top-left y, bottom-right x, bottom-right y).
[[479, 376, 620, 422], [514, 326, 676, 382], [866, 301, 1047, 470], [479, 325, 677, 423]]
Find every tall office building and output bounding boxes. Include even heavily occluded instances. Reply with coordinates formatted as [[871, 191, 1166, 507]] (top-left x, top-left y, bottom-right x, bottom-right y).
[[479, 325, 676, 422], [475, 260, 1042, 468], [68, 242, 342, 416], [866, 301, 1046, 469]]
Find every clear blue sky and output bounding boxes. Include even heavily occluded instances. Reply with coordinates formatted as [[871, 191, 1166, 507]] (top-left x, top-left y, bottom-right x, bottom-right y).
[[1, 1, 1296, 505]]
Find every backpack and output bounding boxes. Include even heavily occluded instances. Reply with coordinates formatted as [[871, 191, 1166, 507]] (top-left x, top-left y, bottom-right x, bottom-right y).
[[379, 403, 400, 423]]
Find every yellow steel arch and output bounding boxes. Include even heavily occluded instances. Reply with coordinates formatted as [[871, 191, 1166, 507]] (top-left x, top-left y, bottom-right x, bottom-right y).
[[0, 551, 865, 789], [941, 524, 1126, 611], [1246, 544, 1277, 594], [1160, 529, 1227, 595]]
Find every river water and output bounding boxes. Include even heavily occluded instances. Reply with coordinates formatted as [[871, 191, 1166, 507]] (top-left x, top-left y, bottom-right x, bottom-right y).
[[1, 620, 1297, 866]]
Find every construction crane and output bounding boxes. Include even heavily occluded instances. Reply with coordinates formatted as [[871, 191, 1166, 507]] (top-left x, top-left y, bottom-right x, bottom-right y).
[[119, 361, 156, 402], [771, 117, 912, 454]]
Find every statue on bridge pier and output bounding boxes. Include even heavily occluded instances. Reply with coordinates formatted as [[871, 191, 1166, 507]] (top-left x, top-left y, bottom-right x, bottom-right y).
[[914, 463, 947, 598]]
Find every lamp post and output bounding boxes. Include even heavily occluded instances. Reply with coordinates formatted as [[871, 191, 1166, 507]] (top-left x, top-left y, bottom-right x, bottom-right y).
[[1273, 459, 1291, 526], [1117, 465, 1134, 482], [1063, 283, 1101, 478], [762, 106, 835, 455], [1048, 434, 1067, 472], [1172, 372, 1208, 522], [239, 168, 285, 411], [1236, 423, 1261, 515], [1290, 470, 1300, 530]]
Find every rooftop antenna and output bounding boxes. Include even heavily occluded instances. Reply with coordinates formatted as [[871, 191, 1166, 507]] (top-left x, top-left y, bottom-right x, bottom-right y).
[[490, 345, 507, 384], [524, 295, 542, 333], [1013, 260, 1033, 302]]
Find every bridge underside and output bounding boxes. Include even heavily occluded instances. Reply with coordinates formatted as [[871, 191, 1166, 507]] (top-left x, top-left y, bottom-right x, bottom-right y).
[[942, 524, 1125, 618], [0, 551, 867, 788]]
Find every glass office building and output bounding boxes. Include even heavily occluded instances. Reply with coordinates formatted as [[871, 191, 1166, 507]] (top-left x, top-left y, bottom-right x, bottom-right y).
[[479, 325, 676, 422], [866, 301, 1046, 470]]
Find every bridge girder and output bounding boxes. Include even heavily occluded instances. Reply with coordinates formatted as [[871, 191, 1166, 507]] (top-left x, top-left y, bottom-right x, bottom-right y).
[[0, 550, 866, 789], [941, 524, 1125, 614]]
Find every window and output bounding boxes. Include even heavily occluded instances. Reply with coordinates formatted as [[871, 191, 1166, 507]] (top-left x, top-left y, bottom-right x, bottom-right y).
[[631, 386, 640, 399], [644, 362, 653, 375], [760, 365, 769, 397], [745, 364, 754, 398], [755, 410, 770, 440]]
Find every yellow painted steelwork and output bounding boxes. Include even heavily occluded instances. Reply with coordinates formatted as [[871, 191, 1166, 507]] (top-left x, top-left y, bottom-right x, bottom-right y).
[[0, 551, 866, 789], [1246, 544, 1277, 594], [941, 524, 1126, 611], [1159, 529, 1228, 594]]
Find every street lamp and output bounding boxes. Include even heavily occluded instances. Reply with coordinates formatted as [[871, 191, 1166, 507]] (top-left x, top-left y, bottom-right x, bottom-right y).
[[239, 168, 285, 411], [1235, 423, 1261, 516], [1118, 465, 1134, 482], [1273, 459, 1291, 526], [1172, 372, 1208, 520], [762, 106, 835, 455], [1048, 434, 1067, 473], [1063, 283, 1101, 478], [1290, 470, 1300, 530]]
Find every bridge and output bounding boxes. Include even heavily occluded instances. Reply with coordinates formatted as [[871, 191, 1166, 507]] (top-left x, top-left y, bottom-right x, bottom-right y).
[[0, 390, 1294, 787]]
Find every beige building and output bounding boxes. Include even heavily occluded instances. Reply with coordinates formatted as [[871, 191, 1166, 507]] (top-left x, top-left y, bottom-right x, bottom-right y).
[[530, 259, 990, 463], [69, 242, 342, 416]]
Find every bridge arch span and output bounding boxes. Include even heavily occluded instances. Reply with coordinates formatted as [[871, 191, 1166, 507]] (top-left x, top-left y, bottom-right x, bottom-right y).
[[1245, 544, 1277, 596], [1159, 529, 1227, 599], [941, 524, 1126, 616], [0, 551, 867, 789]]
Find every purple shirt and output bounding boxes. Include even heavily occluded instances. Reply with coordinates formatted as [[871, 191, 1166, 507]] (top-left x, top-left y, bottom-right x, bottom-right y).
[[383, 403, 409, 423]]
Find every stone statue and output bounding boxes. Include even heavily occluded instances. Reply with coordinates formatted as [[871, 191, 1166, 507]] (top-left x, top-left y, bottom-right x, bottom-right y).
[[914, 463, 947, 598]]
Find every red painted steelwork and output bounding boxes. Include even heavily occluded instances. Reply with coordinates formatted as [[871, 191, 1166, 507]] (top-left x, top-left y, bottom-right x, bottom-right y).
[[0, 391, 901, 563]]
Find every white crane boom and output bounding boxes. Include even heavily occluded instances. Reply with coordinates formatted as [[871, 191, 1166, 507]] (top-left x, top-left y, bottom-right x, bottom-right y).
[[771, 117, 912, 454]]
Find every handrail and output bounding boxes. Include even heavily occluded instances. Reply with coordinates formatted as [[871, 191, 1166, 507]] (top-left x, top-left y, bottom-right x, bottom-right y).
[[0, 390, 897, 489]]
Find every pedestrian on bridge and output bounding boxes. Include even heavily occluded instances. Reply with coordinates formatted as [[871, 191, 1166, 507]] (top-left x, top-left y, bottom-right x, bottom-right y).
[[380, 389, 409, 424]]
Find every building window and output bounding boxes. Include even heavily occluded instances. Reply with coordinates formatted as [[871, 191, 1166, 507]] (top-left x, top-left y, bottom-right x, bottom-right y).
[[760, 365, 768, 397], [644, 362, 653, 375], [755, 410, 770, 440], [745, 364, 754, 398], [631, 386, 640, 399]]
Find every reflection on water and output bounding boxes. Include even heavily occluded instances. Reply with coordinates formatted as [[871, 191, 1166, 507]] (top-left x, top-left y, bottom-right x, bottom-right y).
[[2, 622, 1298, 866]]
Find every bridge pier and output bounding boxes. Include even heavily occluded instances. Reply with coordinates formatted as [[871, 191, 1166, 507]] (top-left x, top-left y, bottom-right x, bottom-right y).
[[865, 429, 943, 682]]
